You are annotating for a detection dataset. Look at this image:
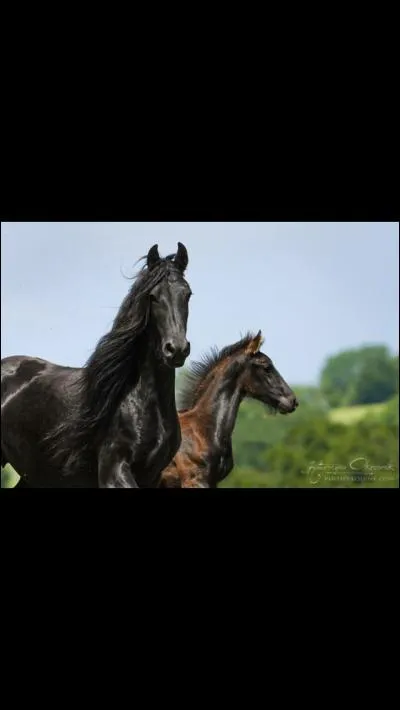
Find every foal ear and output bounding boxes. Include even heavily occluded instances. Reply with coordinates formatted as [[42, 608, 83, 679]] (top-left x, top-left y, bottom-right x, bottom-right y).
[[174, 242, 189, 272], [245, 330, 264, 355], [147, 244, 160, 270]]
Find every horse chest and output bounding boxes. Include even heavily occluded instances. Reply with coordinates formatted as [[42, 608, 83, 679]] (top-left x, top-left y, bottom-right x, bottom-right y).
[[111, 379, 179, 485], [119, 403, 179, 483], [133, 428, 179, 487]]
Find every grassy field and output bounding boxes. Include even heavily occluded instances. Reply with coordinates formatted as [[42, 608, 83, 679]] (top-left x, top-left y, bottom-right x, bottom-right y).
[[328, 402, 386, 424], [1, 463, 20, 488]]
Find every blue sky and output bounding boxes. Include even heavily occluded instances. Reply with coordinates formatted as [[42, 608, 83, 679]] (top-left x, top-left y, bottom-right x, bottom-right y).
[[1, 222, 398, 384]]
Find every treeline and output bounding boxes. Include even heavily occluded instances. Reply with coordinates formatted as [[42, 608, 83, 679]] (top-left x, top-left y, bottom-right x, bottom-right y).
[[320, 345, 398, 408]]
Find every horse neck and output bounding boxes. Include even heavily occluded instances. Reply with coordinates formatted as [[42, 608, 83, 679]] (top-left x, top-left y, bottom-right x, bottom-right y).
[[194, 361, 244, 452], [81, 322, 177, 441], [135, 333, 177, 419]]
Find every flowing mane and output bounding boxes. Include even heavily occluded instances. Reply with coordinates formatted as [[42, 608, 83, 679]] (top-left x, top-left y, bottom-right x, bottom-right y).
[[177, 332, 257, 411], [45, 252, 184, 471]]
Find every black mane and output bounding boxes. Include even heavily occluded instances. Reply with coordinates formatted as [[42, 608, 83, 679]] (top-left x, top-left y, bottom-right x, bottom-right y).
[[45, 254, 185, 471], [177, 332, 256, 411]]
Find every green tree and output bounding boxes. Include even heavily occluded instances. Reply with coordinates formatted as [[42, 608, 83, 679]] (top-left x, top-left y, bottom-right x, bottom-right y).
[[289, 385, 330, 412], [393, 355, 399, 393], [320, 345, 397, 408]]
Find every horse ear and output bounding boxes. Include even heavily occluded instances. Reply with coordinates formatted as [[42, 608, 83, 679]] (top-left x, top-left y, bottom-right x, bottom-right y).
[[174, 242, 188, 272], [245, 330, 264, 355], [147, 244, 160, 270]]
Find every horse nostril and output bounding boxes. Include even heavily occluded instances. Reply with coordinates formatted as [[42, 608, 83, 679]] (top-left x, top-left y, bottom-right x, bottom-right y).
[[163, 341, 189, 364]]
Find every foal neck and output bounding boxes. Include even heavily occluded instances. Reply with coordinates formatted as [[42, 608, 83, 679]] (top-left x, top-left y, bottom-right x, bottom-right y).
[[193, 358, 244, 448]]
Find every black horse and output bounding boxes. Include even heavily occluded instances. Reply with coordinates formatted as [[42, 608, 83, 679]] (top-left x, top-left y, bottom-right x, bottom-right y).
[[1, 243, 192, 488]]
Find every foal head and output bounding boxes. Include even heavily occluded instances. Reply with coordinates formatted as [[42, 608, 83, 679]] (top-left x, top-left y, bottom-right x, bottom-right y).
[[178, 331, 298, 416], [239, 331, 298, 414], [144, 242, 191, 368]]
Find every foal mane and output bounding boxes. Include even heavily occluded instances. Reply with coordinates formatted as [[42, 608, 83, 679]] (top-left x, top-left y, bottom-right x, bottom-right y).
[[46, 252, 184, 471], [177, 332, 256, 411]]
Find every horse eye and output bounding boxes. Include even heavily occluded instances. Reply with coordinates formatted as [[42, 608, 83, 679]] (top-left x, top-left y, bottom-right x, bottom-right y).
[[255, 359, 269, 370]]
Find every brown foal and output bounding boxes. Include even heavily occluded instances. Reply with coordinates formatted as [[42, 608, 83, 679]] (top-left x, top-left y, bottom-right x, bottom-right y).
[[160, 331, 298, 488]]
